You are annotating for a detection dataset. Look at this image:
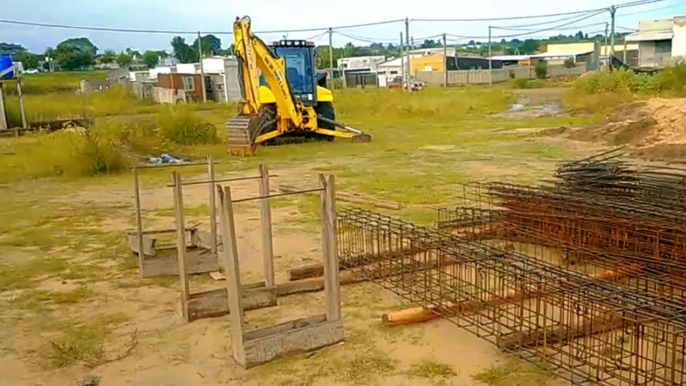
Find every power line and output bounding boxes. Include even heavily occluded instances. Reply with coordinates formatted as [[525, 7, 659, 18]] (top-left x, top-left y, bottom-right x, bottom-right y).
[[0, 0, 670, 37]]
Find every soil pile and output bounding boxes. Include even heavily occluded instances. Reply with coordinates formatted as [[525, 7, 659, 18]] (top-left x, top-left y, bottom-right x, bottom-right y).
[[550, 98, 686, 162]]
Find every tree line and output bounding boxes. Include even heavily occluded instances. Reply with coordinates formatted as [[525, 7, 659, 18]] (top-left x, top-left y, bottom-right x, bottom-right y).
[[0, 29, 626, 71]]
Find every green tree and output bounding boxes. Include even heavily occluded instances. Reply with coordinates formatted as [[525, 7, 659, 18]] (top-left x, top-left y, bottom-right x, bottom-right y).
[[52, 44, 95, 70], [0, 43, 26, 55], [100, 50, 116, 64], [192, 34, 221, 56], [12, 51, 40, 69], [171, 36, 198, 63], [115, 52, 133, 67], [534, 60, 548, 79], [142, 50, 160, 68], [58, 37, 98, 55]]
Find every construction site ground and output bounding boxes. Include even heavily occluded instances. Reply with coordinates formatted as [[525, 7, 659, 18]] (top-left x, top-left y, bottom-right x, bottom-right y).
[[0, 87, 640, 386]]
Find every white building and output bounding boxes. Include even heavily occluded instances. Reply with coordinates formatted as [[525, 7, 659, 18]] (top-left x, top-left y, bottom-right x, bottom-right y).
[[625, 16, 686, 67], [337, 55, 386, 73]]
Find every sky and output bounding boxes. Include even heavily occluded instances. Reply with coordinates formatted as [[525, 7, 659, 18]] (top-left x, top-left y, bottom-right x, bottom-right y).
[[2, 0, 686, 53]]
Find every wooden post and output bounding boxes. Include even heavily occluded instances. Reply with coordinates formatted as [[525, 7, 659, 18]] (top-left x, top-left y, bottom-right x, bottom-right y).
[[132, 166, 145, 274], [320, 174, 341, 322], [17, 81, 26, 129], [207, 155, 217, 255], [218, 185, 245, 362], [259, 164, 275, 287], [172, 172, 190, 320], [0, 83, 7, 131]]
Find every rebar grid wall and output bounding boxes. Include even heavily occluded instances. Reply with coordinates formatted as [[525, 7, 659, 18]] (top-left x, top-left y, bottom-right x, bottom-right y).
[[338, 208, 686, 385], [436, 148, 686, 301]]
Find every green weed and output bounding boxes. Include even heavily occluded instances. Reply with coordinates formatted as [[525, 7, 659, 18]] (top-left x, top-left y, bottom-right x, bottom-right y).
[[472, 356, 554, 386], [407, 359, 457, 381], [43, 313, 130, 368]]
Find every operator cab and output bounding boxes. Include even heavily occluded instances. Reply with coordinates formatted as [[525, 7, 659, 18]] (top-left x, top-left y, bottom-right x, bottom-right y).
[[263, 40, 318, 105]]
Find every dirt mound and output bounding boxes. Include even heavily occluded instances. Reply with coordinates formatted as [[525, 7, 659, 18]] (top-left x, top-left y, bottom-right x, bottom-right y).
[[549, 98, 686, 162]]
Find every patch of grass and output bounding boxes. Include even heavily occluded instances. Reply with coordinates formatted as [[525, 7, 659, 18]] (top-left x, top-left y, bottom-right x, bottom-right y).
[[16, 286, 95, 309], [43, 312, 129, 368], [0, 257, 70, 292], [472, 356, 555, 386], [341, 349, 398, 385], [407, 358, 457, 382]]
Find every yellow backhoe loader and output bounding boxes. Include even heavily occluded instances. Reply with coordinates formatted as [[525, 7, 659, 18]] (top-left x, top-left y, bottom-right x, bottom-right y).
[[227, 16, 371, 156]]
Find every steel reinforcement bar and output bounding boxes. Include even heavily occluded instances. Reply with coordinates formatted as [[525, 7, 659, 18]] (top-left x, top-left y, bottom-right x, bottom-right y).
[[338, 208, 686, 386]]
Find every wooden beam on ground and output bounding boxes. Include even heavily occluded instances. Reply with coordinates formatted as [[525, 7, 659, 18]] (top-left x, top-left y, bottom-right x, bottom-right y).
[[288, 246, 425, 281], [381, 263, 644, 327], [192, 255, 460, 321]]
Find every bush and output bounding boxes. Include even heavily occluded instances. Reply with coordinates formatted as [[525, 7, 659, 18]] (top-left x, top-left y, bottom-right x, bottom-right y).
[[534, 61, 548, 80], [0, 124, 129, 183], [156, 107, 218, 146], [508, 78, 531, 89]]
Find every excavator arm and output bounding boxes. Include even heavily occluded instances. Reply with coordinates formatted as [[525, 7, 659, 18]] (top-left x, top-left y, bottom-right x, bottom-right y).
[[232, 16, 302, 128]]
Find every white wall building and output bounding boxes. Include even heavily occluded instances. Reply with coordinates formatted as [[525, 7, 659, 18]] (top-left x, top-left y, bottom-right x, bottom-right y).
[[625, 15, 686, 67], [337, 55, 386, 73]]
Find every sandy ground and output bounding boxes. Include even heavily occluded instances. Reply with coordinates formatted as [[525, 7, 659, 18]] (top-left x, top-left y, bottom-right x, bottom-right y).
[[0, 88, 592, 385], [0, 164, 530, 386]]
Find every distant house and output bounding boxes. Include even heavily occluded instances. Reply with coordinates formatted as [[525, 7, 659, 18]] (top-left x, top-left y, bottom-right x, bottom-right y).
[[546, 41, 639, 67], [337, 55, 386, 75], [625, 16, 686, 67]]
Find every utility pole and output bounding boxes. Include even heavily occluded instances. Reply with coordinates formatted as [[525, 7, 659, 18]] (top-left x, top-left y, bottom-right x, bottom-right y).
[[400, 32, 405, 92], [197, 31, 207, 103], [488, 26, 493, 86], [604, 23, 609, 72], [610, 5, 617, 71], [328, 28, 334, 89], [405, 18, 410, 89], [443, 33, 448, 87]]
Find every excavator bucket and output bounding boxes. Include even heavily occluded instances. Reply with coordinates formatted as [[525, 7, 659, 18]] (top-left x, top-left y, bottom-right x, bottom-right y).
[[226, 116, 257, 156]]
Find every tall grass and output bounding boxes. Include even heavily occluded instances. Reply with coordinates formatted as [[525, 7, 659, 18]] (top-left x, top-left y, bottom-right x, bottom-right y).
[[564, 62, 686, 112], [0, 107, 220, 183], [335, 87, 513, 127], [4, 86, 227, 127]]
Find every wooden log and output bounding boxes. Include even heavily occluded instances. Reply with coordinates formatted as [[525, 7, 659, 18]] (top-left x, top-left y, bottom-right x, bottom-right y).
[[381, 263, 644, 327], [496, 316, 626, 351], [186, 285, 277, 322], [288, 247, 424, 281]]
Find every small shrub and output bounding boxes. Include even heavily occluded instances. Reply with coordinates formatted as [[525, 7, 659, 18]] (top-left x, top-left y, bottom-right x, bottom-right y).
[[534, 60, 548, 80], [508, 70, 516, 79], [156, 107, 218, 146], [563, 58, 576, 69], [508, 78, 531, 89]]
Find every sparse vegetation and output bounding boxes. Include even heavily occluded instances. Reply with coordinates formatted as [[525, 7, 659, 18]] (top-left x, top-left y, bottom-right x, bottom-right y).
[[407, 359, 457, 382], [43, 313, 130, 368], [472, 357, 554, 386]]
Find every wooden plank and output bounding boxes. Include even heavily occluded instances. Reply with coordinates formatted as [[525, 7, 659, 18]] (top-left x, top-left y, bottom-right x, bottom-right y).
[[127, 234, 156, 257], [218, 185, 246, 362], [323, 174, 341, 322], [133, 166, 144, 274], [186, 286, 277, 322], [288, 247, 425, 281], [172, 172, 190, 321], [126, 227, 198, 236], [141, 250, 219, 278], [241, 318, 344, 368], [259, 164, 275, 287], [244, 314, 327, 341], [207, 155, 218, 256]]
